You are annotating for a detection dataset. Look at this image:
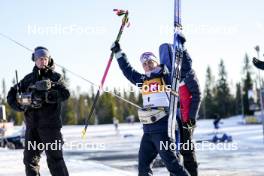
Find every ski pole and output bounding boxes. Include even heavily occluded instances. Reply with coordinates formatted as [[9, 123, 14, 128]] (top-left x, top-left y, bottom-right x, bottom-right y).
[[81, 9, 129, 138]]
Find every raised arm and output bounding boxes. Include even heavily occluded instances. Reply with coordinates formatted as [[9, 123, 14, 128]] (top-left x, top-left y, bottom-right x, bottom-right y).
[[111, 42, 145, 86]]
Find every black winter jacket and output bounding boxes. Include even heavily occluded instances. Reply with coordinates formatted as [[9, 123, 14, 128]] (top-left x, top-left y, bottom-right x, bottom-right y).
[[7, 66, 70, 128]]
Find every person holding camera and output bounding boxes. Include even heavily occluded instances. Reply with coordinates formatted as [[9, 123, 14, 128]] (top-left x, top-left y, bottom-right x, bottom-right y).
[[7, 46, 70, 176]]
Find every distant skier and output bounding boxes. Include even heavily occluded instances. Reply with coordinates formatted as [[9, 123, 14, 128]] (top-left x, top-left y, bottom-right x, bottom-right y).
[[212, 115, 232, 143], [111, 41, 190, 176], [213, 115, 222, 130], [7, 46, 70, 176], [113, 117, 119, 134], [0, 122, 6, 137]]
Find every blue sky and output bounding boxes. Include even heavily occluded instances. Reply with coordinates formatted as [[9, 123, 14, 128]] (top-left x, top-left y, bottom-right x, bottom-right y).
[[1, 0, 264, 95]]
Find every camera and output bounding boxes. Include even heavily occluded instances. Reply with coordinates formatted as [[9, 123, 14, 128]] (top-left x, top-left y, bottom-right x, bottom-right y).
[[16, 91, 43, 109]]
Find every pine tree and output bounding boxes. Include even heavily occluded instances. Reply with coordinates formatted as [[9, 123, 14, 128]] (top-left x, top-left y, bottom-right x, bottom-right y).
[[242, 54, 254, 115], [127, 86, 138, 120], [2, 79, 6, 103], [121, 89, 131, 120], [235, 83, 242, 114], [215, 59, 233, 118], [64, 95, 77, 125], [96, 91, 115, 124], [77, 94, 86, 124], [112, 88, 124, 122], [201, 66, 217, 119], [60, 69, 77, 125]]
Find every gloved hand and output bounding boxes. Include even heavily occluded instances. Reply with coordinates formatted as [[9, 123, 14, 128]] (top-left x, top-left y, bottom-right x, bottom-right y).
[[45, 90, 58, 104], [252, 57, 264, 70], [35, 79, 51, 91], [160, 65, 170, 76], [15, 101, 28, 111], [176, 32, 186, 45], [31, 90, 45, 108], [183, 118, 196, 129], [111, 41, 121, 53]]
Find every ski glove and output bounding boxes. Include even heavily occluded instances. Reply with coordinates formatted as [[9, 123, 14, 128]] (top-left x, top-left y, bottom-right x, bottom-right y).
[[177, 32, 186, 45], [45, 90, 59, 104], [253, 57, 264, 70], [111, 41, 121, 53], [183, 118, 196, 129], [161, 64, 170, 76], [35, 79, 52, 91]]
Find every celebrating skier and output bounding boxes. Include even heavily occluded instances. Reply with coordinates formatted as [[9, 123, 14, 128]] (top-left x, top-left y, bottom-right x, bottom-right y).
[[7, 46, 70, 176], [111, 41, 190, 176]]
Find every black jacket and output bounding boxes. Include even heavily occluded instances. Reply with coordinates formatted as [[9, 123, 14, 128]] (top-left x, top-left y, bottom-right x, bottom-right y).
[[183, 69, 201, 120], [7, 66, 70, 128]]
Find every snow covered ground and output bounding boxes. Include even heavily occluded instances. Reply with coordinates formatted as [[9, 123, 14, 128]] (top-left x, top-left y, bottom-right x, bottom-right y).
[[0, 115, 264, 176]]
